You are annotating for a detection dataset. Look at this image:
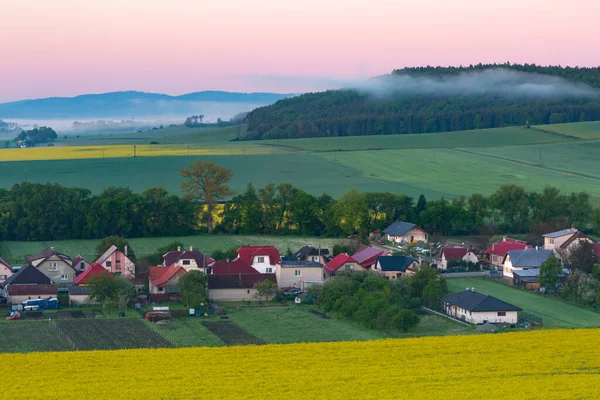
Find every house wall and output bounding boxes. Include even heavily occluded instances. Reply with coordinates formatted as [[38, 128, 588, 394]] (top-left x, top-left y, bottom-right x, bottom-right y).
[[502, 256, 515, 278], [544, 235, 571, 251], [463, 252, 479, 264], [73, 260, 90, 273], [208, 288, 258, 302], [303, 254, 328, 264], [387, 228, 428, 244], [149, 271, 185, 294], [173, 258, 204, 271], [0, 263, 13, 283], [100, 251, 135, 278], [326, 261, 364, 277], [9, 294, 57, 304], [444, 304, 518, 324], [277, 266, 324, 288], [490, 254, 504, 268], [36, 256, 76, 283], [374, 260, 418, 279], [250, 255, 275, 274]]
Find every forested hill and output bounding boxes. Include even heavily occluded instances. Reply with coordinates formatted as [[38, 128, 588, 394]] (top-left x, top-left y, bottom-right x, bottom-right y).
[[244, 64, 600, 140]]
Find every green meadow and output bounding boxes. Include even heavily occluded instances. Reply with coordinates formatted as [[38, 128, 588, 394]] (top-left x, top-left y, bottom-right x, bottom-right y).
[[0, 122, 599, 202]]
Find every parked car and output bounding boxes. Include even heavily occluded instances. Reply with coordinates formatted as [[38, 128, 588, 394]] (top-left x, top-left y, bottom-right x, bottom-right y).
[[283, 288, 302, 296], [378, 241, 385, 245]]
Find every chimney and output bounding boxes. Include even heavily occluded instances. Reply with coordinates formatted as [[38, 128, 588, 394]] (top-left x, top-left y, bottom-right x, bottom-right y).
[[492, 243, 495, 251], [51, 246, 55, 250], [124, 245, 128, 256], [190, 246, 193, 251], [503, 236, 507, 241], [177, 246, 181, 252], [471, 287, 475, 292]]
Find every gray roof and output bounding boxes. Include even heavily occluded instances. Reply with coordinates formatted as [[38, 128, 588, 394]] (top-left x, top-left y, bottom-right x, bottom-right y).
[[513, 269, 540, 277], [280, 261, 323, 268], [288, 246, 330, 261], [69, 286, 91, 295], [507, 248, 553, 268], [441, 290, 522, 312], [376, 256, 417, 272], [383, 221, 418, 236], [542, 228, 578, 238]]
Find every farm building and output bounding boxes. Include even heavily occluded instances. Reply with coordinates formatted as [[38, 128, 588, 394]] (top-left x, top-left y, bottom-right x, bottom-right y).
[[1, 264, 53, 301], [207, 274, 277, 302], [210, 259, 260, 275], [441, 289, 522, 324], [324, 254, 363, 276], [162, 247, 214, 272], [542, 228, 579, 252], [373, 256, 418, 279], [503, 247, 553, 279], [352, 247, 392, 269], [96, 245, 135, 279], [382, 221, 429, 244], [0, 256, 13, 283], [26, 248, 76, 284], [6, 284, 58, 305], [74, 263, 110, 285], [148, 265, 187, 295], [276, 260, 324, 288], [72, 255, 90, 273], [484, 237, 531, 269], [437, 246, 479, 270], [513, 268, 570, 290], [69, 285, 98, 306], [235, 246, 281, 274], [287, 246, 331, 264]]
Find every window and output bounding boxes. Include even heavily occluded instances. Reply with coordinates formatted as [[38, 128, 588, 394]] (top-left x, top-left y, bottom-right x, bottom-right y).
[[247, 290, 250, 294], [294, 270, 302, 277], [265, 267, 273, 273], [549, 239, 555, 244], [257, 256, 265, 263], [182, 260, 191, 266], [0, 275, 6, 280], [106, 261, 112, 267], [158, 287, 164, 292], [311, 256, 318, 262], [115, 264, 121, 271], [497, 312, 506, 316], [344, 264, 354, 270], [49, 262, 58, 271], [60, 274, 68, 281]]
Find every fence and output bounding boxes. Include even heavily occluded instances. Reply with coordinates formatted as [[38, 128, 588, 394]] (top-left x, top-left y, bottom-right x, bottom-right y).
[[519, 312, 543, 326], [49, 319, 77, 350]]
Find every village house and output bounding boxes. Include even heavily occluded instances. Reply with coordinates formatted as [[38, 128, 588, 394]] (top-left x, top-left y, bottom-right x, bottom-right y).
[[73, 263, 110, 285], [554, 230, 598, 257], [26, 248, 76, 284], [276, 260, 324, 289], [0, 256, 13, 283], [210, 259, 260, 275], [96, 245, 135, 279], [502, 247, 553, 279], [1, 264, 57, 304], [484, 237, 531, 269], [352, 246, 392, 270], [207, 273, 277, 302], [324, 254, 363, 277], [542, 228, 579, 252], [162, 247, 214, 273], [235, 246, 281, 274], [441, 288, 522, 324], [437, 246, 479, 270], [287, 246, 331, 264], [373, 256, 418, 279], [72, 255, 90, 273], [69, 286, 96, 306], [148, 265, 187, 295], [383, 221, 429, 244]]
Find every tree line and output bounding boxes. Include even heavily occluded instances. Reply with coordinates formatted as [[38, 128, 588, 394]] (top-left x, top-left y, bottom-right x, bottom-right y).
[[0, 181, 598, 243], [243, 64, 600, 140]]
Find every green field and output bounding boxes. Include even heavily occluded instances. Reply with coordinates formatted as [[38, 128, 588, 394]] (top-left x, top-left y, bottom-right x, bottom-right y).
[[1, 122, 599, 201], [0, 235, 343, 265], [446, 277, 600, 328], [0, 321, 70, 353]]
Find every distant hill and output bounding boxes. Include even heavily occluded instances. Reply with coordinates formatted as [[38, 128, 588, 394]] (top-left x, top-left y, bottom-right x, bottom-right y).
[[0, 91, 294, 119], [245, 64, 600, 140]]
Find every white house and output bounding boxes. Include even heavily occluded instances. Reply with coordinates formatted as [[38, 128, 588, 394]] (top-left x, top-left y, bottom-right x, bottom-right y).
[[162, 247, 214, 273], [235, 246, 281, 274], [503, 247, 553, 279], [275, 260, 324, 288], [437, 246, 479, 270], [542, 228, 579, 252], [382, 221, 429, 244], [441, 289, 521, 324]]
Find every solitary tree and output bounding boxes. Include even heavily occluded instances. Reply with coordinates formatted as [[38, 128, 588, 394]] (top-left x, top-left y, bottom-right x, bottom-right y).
[[87, 274, 135, 313], [178, 270, 207, 308], [566, 241, 596, 274], [254, 279, 278, 303], [539, 256, 562, 291], [181, 160, 233, 233]]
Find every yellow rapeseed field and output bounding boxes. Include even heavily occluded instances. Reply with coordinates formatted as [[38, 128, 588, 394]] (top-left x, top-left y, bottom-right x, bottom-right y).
[[0, 144, 279, 162], [1, 328, 599, 399]]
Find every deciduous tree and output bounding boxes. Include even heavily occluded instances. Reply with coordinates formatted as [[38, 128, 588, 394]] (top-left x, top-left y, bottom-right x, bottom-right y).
[[178, 270, 207, 308]]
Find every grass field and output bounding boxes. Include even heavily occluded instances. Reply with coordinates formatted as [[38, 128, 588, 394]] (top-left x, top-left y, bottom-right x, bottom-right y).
[[0, 235, 343, 265], [2, 329, 600, 399], [446, 277, 600, 328], [0, 122, 599, 201], [0, 321, 70, 353], [159, 318, 225, 347]]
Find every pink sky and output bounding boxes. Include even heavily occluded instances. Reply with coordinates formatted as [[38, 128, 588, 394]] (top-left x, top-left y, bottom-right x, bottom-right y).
[[1, 0, 599, 102]]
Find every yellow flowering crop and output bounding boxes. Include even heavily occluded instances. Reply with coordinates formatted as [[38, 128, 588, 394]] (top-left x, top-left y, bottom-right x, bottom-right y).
[[1, 328, 600, 399], [0, 143, 280, 162]]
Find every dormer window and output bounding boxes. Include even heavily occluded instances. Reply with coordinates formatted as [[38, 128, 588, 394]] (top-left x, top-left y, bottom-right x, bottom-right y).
[[182, 260, 191, 266], [257, 256, 265, 263]]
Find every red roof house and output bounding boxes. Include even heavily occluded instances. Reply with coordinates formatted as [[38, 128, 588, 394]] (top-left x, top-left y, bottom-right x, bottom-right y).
[[351, 247, 391, 269], [324, 254, 363, 275], [236, 246, 281, 273], [211, 259, 260, 275], [74, 263, 111, 285], [148, 265, 187, 294], [484, 238, 531, 267], [438, 246, 480, 270]]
